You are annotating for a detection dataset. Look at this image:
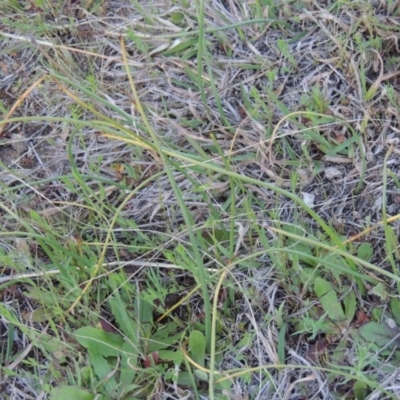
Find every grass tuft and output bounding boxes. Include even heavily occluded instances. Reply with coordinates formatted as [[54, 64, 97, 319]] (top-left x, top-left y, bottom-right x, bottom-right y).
[[1, 0, 400, 398]]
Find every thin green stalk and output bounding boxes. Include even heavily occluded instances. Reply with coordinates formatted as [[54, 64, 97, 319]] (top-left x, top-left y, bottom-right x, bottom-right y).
[[194, 0, 207, 106], [119, 37, 213, 352], [209, 268, 229, 398], [204, 46, 230, 128], [210, 134, 236, 256], [382, 145, 400, 293], [135, 18, 287, 39]]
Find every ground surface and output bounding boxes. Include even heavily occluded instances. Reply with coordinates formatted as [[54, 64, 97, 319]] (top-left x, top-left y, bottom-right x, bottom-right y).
[[1, 1, 400, 399]]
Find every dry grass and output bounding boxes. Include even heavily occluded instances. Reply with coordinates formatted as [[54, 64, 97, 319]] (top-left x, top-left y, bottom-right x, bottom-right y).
[[1, 0, 400, 399]]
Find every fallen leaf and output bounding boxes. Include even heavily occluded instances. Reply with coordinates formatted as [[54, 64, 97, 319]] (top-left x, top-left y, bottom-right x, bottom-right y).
[[20, 156, 36, 168], [143, 351, 159, 368], [306, 338, 329, 361], [354, 310, 369, 327], [15, 238, 30, 256], [100, 319, 116, 333], [334, 133, 345, 143]]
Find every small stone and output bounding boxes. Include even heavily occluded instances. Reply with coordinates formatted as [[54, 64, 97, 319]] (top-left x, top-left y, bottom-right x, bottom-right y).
[[302, 192, 315, 208], [10, 133, 29, 155], [324, 167, 341, 179]]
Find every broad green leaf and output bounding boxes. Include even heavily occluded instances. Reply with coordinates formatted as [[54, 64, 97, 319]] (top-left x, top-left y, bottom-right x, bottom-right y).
[[353, 380, 368, 400], [366, 83, 379, 102], [343, 288, 356, 322], [147, 331, 182, 353], [214, 377, 233, 392], [357, 243, 373, 262], [358, 321, 400, 349], [390, 298, 400, 326], [277, 323, 286, 363], [162, 38, 198, 57], [201, 229, 229, 245], [177, 371, 193, 386], [121, 341, 138, 388], [74, 327, 124, 357], [282, 225, 316, 265], [170, 12, 185, 25], [299, 267, 319, 285], [158, 350, 183, 364], [183, 65, 203, 88], [291, 242, 315, 265], [194, 369, 208, 382], [319, 320, 341, 335], [189, 330, 206, 368], [314, 277, 344, 321], [282, 224, 305, 237], [109, 298, 138, 346], [80, 366, 92, 385], [37, 334, 68, 353], [372, 282, 387, 300], [50, 386, 94, 400], [138, 298, 153, 330], [330, 340, 347, 364], [23, 308, 52, 323], [385, 225, 400, 260], [88, 350, 117, 395], [151, 321, 180, 340], [372, 307, 384, 320]]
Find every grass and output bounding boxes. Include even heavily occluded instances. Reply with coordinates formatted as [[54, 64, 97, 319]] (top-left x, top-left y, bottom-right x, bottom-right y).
[[1, 0, 400, 399]]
